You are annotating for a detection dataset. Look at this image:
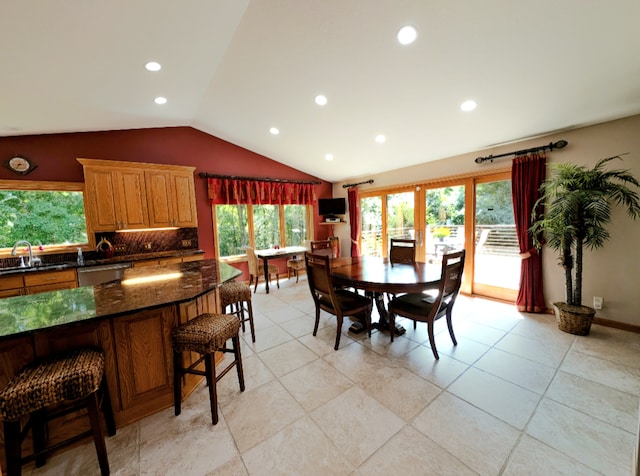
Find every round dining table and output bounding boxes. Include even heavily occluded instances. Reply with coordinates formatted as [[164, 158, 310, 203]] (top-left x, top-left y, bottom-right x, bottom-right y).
[[329, 256, 442, 334]]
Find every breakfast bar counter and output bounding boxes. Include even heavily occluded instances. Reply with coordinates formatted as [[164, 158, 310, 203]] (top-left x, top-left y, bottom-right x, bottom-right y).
[[0, 259, 240, 468]]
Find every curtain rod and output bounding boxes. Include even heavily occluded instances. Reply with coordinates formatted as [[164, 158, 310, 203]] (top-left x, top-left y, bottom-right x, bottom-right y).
[[342, 179, 374, 189], [198, 172, 321, 185], [474, 140, 568, 164]]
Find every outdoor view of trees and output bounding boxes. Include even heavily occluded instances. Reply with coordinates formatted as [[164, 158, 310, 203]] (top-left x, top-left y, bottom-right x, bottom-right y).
[[215, 204, 308, 257], [0, 190, 87, 249]]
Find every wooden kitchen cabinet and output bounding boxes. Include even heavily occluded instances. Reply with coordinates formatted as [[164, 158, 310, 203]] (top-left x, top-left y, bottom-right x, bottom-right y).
[[79, 161, 149, 232], [79, 158, 196, 232], [145, 169, 198, 228], [0, 269, 77, 297]]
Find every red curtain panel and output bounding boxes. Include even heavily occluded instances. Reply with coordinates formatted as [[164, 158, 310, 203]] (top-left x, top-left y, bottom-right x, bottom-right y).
[[511, 153, 546, 312], [207, 178, 315, 205], [348, 187, 360, 257]]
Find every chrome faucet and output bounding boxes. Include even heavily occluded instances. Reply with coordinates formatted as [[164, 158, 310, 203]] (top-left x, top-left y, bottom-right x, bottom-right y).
[[11, 240, 42, 268]]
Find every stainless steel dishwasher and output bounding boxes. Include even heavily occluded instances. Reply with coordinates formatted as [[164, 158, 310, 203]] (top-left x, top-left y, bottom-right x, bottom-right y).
[[77, 263, 132, 286]]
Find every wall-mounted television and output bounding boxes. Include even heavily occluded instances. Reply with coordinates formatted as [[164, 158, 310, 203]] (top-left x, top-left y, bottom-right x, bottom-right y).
[[318, 197, 346, 217]]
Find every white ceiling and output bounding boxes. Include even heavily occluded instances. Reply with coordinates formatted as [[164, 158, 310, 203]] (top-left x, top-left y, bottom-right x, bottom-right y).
[[2, 1, 640, 182]]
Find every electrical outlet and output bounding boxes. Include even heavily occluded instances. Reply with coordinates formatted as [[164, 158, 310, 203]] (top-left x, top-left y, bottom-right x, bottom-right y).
[[181, 239, 192, 247], [143, 242, 152, 251], [593, 296, 603, 310], [114, 244, 126, 253]]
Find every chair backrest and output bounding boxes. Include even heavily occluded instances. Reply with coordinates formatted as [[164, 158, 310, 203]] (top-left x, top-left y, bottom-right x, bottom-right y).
[[310, 240, 333, 256], [305, 251, 337, 306], [437, 249, 466, 309], [389, 238, 416, 265], [245, 247, 259, 275]]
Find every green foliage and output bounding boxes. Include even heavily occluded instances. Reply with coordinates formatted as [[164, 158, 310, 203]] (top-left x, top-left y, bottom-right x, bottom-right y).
[[0, 190, 87, 248], [284, 205, 306, 246], [215, 205, 249, 256], [530, 156, 640, 306], [253, 205, 280, 249], [426, 186, 465, 226], [475, 181, 514, 225]]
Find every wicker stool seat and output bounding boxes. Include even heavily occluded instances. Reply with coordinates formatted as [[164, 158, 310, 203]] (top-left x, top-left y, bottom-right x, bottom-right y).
[[219, 281, 255, 343], [0, 348, 115, 476], [172, 313, 245, 425]]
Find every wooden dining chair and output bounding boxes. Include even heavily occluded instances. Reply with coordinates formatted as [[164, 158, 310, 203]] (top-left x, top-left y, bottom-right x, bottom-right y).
[[305, 252, 372, 350], [245, 247, 279, 293], [310, 240, 333, 256], [389, 238, 416, 265], [388, 249, 465, 359]]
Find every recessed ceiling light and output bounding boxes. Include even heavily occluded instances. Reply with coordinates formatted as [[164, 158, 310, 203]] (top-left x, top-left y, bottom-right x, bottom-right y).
[[325, 153, 334, 161], [375, 134, 386, 143], [315, 95, 328, 106], [460, 100, 477, 112], [145, 61, 162, 72], [397, 26, 417, 45], [154, 97, 167, 105], [269, 127, 280, 135]]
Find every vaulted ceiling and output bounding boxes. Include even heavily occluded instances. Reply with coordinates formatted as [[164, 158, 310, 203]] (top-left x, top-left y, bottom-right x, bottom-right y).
[[2, 1, 639, 182]]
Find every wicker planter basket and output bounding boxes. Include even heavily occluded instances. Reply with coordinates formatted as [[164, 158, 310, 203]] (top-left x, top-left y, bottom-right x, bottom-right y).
[[553, 302, 596, 336]]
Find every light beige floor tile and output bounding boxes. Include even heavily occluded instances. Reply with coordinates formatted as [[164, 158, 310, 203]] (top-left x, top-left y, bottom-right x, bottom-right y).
[[243, 325, 295, 353], [503, 434, 601, 476], [258, 339, 318, 377], [361, 330, 420, 359], [216, 354, 276, 406], [526, 398, 635, 475], [138, 409, 238, 475], [205, 456, 248, 476], [323, 340, 396, 386], [572, 324, 640, 369], [510, 313, 576, 347], [360, 365, 442, 421], [495, 331, 569, 368], [561, 350, 640, 395], [413, 392, 520, 475], [356, 425, 477, 476], [448, 367, 541, 429], [262, 304, 307, 324], [242, 416, 353, 476], [546, 370, 639, 433], [297, 325, 355, 356], [279, 359, 353, 412], [432, 334, 491, 364], [310, 386, 404, 467], [223, 380, 305, 452], [400, 345, 468, 388], [453, 319, 506, 346], [277, 313, 317, 338], [465, 304, 524, 332], [474, 348, 556, 394]]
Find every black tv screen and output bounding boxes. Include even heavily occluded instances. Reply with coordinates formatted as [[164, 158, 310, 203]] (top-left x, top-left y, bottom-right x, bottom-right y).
[[318, 198, 346, 216]]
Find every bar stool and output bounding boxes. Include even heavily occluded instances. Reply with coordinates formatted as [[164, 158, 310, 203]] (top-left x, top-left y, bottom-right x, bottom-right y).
[[172, 313, 245, 425], [287, 257, 305, 283], [0, 348, 116, 476], [219, 281, 256, 342]]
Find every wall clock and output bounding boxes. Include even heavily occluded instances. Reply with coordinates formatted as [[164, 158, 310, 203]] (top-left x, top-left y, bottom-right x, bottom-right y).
[[3, 156, 37, 175]]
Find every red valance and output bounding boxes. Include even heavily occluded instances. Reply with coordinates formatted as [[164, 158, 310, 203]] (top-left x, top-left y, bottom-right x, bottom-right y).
[[207, 178, 316, 205]]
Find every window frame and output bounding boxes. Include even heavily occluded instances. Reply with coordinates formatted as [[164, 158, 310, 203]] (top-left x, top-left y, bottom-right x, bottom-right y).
[[0, 179, 90, 257], [213, 203, 313, 262]]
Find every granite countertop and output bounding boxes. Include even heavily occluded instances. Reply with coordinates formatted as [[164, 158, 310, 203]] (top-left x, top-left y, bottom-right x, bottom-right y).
[[0, 259, 240, 340]]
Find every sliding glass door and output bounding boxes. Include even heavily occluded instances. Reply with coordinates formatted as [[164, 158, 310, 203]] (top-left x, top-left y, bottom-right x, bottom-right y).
[[425, 185, 465, 264], [473, 174, 519, 300]]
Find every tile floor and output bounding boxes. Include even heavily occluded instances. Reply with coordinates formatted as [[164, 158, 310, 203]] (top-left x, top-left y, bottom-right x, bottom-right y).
[[26, 276, 640, 475]]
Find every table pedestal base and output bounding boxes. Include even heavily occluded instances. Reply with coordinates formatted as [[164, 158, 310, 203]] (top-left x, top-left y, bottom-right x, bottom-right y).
[[348, 292, 406, 336]]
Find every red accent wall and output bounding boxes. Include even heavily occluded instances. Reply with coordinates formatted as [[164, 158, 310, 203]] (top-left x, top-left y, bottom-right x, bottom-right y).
[[0, 126, 333, 278]]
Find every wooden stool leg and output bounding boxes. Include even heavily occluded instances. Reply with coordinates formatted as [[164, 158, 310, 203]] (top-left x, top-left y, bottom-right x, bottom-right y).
[[204, 353, 218, 425], [4, 420, 22, 476], [100, 377, 116, 437], [31, 408, 47, 467], [233, 335, 245, 392], [173, 350, 183, 416], [86, 392, 110, 476], [245, 300, 256, 343]]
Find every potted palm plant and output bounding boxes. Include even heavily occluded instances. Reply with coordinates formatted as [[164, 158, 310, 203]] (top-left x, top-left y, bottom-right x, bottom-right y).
[[530, 155, 640, 335]]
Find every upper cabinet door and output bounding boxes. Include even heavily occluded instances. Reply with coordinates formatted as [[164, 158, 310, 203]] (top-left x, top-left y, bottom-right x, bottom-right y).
[[83, 166, 120, 231], [146, 169, 198, 228], [170, 170, 198, 227], [116, 168, 149, 229]]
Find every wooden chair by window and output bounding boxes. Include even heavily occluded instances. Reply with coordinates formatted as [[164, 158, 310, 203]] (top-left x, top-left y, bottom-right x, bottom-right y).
[[245, 247, 279, 293], [389, 238, 416, 265], [310, 240, 332, 256], [287, 257, 306, 283], [388, 249, 465, 359], [305, 252, 372, 350]]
